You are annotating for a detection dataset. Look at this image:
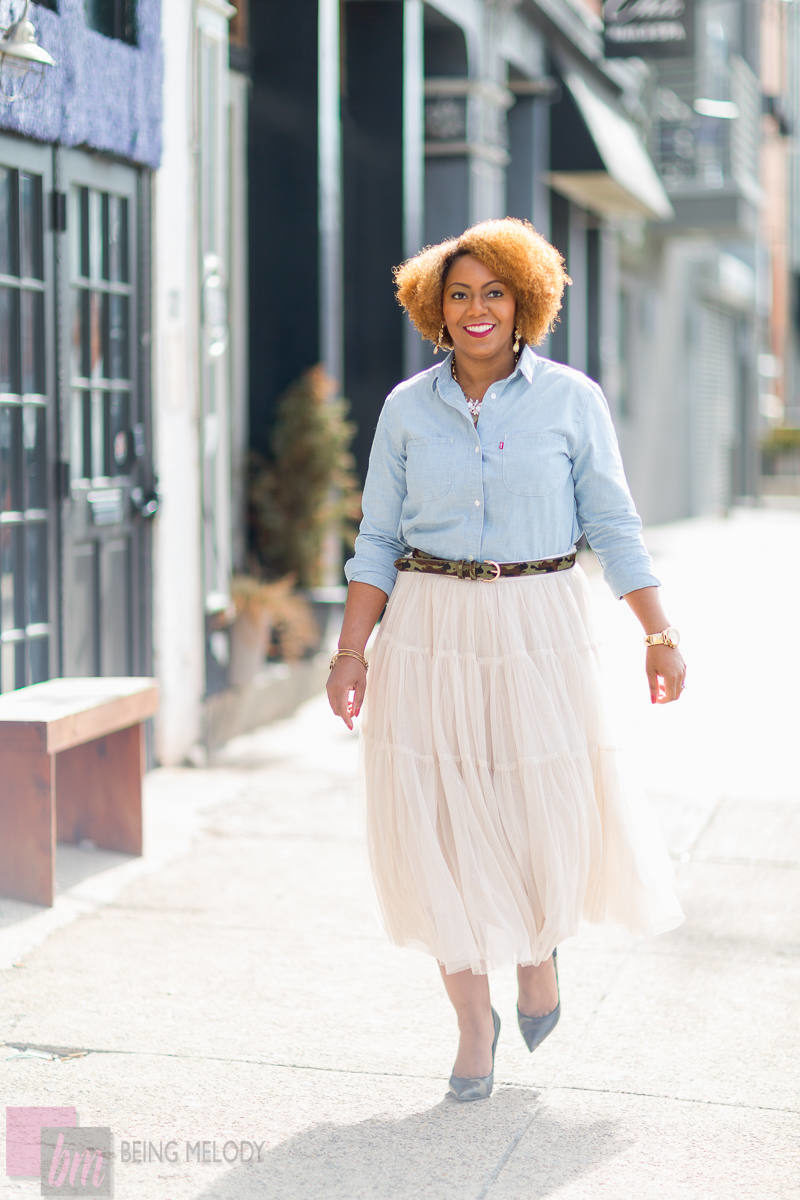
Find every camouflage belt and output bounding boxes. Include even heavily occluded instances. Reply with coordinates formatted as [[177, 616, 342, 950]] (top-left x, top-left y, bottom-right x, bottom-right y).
[[394, 548, 577, 581]]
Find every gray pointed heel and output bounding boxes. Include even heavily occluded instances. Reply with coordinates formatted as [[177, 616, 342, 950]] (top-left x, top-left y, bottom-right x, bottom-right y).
[[448, 1005, 501, 1102], [517, 947, 560, 1053]]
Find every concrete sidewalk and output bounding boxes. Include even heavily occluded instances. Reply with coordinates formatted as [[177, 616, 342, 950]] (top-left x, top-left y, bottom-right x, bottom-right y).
[[1, 507, 798, 1199]]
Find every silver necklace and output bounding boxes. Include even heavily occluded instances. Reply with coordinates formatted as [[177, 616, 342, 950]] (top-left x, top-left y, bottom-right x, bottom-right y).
[[451, 352, 520, 405], [451, 358, 483, 425]]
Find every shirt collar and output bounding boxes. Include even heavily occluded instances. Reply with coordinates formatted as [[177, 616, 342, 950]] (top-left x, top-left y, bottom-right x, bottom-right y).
[[432, 350, 457, 397], [432, 343, 538, 394], [517, 343, 538, 382]]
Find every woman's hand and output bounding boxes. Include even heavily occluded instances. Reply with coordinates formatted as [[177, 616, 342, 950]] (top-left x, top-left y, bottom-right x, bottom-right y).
[[328, 581, 388, 729], [646, 644, 686, 704], [622, 586, 687, 706], [327, 659, 367, 731]]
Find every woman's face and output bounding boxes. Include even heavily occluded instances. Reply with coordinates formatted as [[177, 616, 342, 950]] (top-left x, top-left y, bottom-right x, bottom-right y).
[[442, 254, 516, 361]]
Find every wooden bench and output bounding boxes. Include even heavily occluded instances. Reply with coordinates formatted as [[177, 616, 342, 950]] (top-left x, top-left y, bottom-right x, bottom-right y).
[[0, 677, 159, 906]]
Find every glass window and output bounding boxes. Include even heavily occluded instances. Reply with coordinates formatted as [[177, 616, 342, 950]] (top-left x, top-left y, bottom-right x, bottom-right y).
[[0, 287, 19, 392], [101, 193, 110, 282], [90, 290, 106, 380], [0, 525, 25, 631], [108, 293, 129, 379], [104, 194, 129, 283], [109, 390, 130, 474], [76, 186, 90, 280], [83, 0, 137, 46], [19, 173, 43, 281], [70, 389, 91, 482], [0, 639, 17, 691], [0, 405, 22, 513], [91, 390, 104, 478], [0, 405, 14, 512], [23, 403, 47, 510], [114, 196, 129, 283], [72, 287, 90, 380], [27, 522, 48, 625], [20, 289, 45, 394], [0, 167, 14, 277], [28, 635, 50, 684], [89, 188, 102, 282]]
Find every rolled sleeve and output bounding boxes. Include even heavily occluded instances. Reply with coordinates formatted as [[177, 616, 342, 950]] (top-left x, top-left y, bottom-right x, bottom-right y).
[[571, 383, 661, 599], [344, 395, 409, 598]]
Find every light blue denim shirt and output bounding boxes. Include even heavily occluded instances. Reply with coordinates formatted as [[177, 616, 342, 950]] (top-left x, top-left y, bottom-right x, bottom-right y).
[[344, 344, 660, 600]]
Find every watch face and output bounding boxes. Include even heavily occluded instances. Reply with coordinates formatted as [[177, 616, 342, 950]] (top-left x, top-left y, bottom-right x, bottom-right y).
[[665, 627, 680, 647]]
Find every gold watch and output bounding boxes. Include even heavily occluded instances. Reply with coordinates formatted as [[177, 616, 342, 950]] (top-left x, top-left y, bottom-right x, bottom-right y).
[[644, 627, 680, 649]]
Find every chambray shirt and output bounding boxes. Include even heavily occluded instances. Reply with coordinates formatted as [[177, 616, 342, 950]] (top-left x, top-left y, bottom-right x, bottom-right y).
[[344, 344, 660, 600]]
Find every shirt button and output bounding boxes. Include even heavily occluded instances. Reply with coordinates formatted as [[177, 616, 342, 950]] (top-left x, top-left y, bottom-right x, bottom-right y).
[[490, 392, 496, 399], [474, 445, 480, 454], [474, 499, 481, 507]]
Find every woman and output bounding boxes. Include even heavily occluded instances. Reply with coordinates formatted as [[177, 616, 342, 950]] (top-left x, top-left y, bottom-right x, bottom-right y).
[[327, 217, 686, 1102]]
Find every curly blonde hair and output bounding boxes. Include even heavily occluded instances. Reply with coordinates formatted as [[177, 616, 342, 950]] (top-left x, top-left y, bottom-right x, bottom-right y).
[[393, 217, 571, 349]]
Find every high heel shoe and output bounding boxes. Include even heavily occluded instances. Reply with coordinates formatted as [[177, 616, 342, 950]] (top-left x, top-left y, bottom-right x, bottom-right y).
[[516, 947, 560, 1052], [448, 1006, 501, 1102]]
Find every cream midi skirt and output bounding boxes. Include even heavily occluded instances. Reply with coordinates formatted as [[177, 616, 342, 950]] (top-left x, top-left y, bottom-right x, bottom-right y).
[[360, 563, 684, 975]]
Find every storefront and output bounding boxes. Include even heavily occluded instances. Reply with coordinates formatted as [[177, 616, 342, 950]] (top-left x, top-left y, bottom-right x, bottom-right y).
[[0, 0, 162, 695]]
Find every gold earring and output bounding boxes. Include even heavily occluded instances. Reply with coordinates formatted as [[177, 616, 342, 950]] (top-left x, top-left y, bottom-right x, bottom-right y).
[[433, 323, 446, 354], [513, 327, 521, 355]]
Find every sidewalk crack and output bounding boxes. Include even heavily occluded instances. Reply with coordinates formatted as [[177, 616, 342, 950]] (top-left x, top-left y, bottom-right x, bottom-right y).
[[476, 1099, 545, 1200], [685, 796, 724, 857], [5, 1042, 796, 1118]]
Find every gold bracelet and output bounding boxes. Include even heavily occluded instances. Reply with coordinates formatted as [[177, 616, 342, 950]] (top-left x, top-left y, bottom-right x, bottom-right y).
[[329, 648, 368, 672]]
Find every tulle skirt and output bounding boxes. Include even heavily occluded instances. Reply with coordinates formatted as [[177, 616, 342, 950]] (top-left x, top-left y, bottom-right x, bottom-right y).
[[360, 563, 684, 975]]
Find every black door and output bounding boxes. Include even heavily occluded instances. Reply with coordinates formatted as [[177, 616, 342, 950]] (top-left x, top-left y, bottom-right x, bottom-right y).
[[0, 137, 154, 694], [57, 151, 152, 678], [0, 136, 57, 692]]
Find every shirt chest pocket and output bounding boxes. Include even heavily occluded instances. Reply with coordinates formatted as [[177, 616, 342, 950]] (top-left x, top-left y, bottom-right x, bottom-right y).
[[501, 432, 571, 498], [405, 437, 454, 503]]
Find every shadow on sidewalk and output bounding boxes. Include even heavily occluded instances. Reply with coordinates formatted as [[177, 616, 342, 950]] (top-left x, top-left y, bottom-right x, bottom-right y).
[[193, 1087, 627, 1199]]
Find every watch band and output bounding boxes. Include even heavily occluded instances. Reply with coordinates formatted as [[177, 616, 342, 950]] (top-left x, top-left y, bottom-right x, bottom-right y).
[[644, 627, 679, 649]]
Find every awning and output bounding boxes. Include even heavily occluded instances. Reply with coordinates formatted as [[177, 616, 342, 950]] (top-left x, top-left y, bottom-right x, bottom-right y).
[[546, 56, 673, 222]]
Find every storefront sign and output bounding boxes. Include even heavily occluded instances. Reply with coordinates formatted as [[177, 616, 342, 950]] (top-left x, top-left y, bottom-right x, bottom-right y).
[[603, 0, 694, 59]]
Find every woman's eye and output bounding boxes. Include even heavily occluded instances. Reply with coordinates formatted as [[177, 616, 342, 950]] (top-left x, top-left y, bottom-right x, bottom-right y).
[[487, 289, 503, 297], [449, 290, 467, 300]]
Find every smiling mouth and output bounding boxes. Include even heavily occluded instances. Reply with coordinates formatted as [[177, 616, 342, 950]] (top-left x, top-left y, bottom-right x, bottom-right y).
[[464, 324, 495, 337]]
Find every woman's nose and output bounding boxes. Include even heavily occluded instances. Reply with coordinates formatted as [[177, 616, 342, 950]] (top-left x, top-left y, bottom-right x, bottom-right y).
[[466, 297, 488, 318]]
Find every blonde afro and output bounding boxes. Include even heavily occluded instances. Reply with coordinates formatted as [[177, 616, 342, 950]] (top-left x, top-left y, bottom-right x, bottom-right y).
[[393, 217, 571, 349]]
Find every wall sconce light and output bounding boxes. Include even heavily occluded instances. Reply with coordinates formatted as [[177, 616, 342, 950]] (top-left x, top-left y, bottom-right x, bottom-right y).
[[0, 0, 56, 104]]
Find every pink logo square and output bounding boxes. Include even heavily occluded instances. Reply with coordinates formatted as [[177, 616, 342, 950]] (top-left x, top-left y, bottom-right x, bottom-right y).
[[6, 1107, 78, 1178]]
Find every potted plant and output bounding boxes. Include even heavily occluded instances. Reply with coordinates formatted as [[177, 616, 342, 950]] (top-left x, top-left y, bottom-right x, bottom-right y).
[[246, 365, 362, 646], [228, 574, 319, 688], [761, 426, 800, 477]]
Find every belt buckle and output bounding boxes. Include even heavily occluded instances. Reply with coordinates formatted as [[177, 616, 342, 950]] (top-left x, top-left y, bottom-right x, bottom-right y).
[[479, 559, 501, 581]]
